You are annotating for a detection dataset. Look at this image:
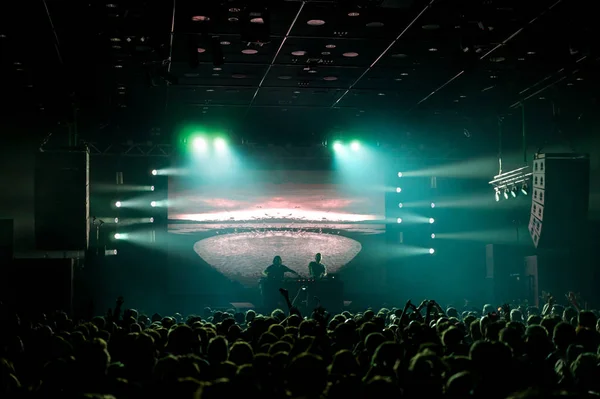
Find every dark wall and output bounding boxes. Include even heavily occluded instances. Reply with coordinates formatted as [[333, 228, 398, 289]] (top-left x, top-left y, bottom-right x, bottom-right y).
[[0, 127, 37, 250]]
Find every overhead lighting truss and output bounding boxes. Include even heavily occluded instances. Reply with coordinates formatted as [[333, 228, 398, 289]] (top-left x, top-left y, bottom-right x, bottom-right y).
[[87, 142, 174, 157], [489, 165, 532, 200]]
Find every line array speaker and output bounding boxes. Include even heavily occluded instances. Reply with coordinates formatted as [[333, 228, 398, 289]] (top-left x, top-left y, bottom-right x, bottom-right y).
[[528, 153, 589, 249]]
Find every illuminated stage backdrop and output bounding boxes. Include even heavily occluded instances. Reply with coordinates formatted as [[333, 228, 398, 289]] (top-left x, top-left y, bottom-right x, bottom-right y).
[[168, 169, 385, 286], [192, 231, 362, 284]]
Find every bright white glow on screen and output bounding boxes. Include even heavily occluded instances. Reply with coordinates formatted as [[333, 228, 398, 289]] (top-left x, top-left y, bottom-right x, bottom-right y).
[[429, 218, 435, 224], [168, 170, 384, 228], [396, 187, 402, 193], [173, 208, 378, 223], [115, 201, 122, 208], [350, 141, 360, 151]]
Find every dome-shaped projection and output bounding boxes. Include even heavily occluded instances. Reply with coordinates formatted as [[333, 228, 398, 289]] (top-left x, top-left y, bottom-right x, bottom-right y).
[[193, 231, 361, 285]]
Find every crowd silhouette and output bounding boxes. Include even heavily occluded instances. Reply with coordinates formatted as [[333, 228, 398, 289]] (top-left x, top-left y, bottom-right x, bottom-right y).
[[1, 289, 600, 398]]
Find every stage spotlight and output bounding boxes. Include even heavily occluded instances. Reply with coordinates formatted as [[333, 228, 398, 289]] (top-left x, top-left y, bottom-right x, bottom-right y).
[[151, 169, 157, 176], [115, 201, 122, 208], [431, 233, 436, 239], [511, 186, 518, 198], [503, 188, 509, 199], [398, 203, 403, 208], [332, 141, 343, 151], [114, 217, 119, 223], [396, 187, 402, 193], [193, 137, 208, 151], [429, 218, 435, 224], [521, 183, 529, 195], [350, 141, 360, 151], [150, 217, 154, 223], [150, 201, 157, 207], [214, 138, 227, 151], [114, 233, 122, 240], [397, 172, 403, 177], [431, 202, 436, 208], [429, 248, 435, 254], [151, 186, 155, 192], [396, 218, 402, 223], [495, 190, 500, 202]]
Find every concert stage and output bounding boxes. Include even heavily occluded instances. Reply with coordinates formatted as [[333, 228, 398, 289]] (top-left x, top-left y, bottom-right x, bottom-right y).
[[84, 150, 528, 314]]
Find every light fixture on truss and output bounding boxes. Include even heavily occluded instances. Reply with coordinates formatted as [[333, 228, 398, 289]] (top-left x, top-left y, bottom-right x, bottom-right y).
[[489, 166, 532, 200]]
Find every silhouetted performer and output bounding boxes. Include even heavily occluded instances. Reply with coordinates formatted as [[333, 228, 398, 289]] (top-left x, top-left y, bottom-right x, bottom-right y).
[[308, 253, 327, 280], [263, 255, 299, 280], [262, 256, 298, 311]]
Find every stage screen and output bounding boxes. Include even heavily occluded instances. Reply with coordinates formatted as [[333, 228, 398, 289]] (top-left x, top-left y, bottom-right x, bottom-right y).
[[167, 169, 385, 290]]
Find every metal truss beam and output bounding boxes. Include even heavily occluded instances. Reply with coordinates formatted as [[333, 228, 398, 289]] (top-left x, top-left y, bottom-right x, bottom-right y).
[[87, 142, 174, 157], [86, 141, 461, 160]]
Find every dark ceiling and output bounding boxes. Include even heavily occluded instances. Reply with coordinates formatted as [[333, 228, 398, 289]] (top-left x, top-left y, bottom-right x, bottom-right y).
[[1, 0, 598, 156]]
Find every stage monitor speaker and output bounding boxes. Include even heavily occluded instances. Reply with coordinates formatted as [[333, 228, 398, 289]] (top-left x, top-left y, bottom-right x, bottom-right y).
[[35, 150, 90, 251], [0, 219, 14, 262], [485, 244, 531, 304], [528, 153, 589, 249], [1, 258, 74, 315], [527, 250, 591, 305]]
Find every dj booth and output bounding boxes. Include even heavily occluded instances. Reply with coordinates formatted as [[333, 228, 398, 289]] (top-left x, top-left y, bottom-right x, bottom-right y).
[[260, 276, 344, 313]]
